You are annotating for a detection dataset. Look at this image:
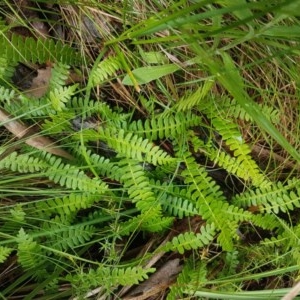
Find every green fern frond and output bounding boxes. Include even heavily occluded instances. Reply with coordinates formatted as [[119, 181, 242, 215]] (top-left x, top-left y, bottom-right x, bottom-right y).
[[0, 33, 83, 64], [17, 228, 45, 270], [126, 111, 201, 141], [67, 265, 155, 293], [68, 97, 129, 123], [48, 84, 78, 112], [43, 222, 95, 251], [32, 193, 100, 217], [119, 159, 160, 213], [160, 194, 198, 218], [140, 215, 174, 232], [174, 81, 214, 112], [49, 63, 70, 89], [90, 56, 121, 87], [161, 223, 216, 254], [42, 154, 108, 193], [0, 246, 13, 263], [217, 97, 280, 124], [5, 94, 54, 117], [220, 250, 240, 277], [99, 128, 175, 166], [251, 214, 281, 231], [0, 55, 16, 81], [210, 116, 270, 188], [0, 86, 15, 105], [167, 259, 207, 300], [181, 153, 245, 250], [41, 111, 74, 135], [232, 178, 300, 214], [261, 221, 300, 253], [0, 152, 48, 173]]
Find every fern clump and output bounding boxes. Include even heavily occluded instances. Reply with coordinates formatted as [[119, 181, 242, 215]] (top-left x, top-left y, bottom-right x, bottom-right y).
[[1, 2, 300, 299]]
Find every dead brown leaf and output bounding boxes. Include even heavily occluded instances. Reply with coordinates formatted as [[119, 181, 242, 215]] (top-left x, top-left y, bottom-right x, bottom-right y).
[[0, 108, 73, 160], [24, 66, 52, 98]]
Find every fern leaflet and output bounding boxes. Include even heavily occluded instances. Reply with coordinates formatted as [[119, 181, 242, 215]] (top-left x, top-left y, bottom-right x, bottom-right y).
[[161, 223, 216, 254]]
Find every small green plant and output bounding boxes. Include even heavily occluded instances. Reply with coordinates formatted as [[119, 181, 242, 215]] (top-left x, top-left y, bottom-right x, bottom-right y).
[[1, 1, 300, 299]]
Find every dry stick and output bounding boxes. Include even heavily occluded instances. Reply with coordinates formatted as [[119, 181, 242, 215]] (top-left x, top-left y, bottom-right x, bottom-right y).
[[281, 281, 300, 300], [0, 108, 73, 160]]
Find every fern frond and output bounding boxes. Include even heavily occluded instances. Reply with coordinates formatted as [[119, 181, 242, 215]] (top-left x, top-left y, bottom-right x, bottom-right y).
[[180, 153, 246, 250], [210, 116, 270, 188], [161, 223, 216, 254], [232, 178, 300, 214], [251, 214, 281, 231], [0, 247, 13, 263], [99, 128, 175, 166], [90, 56, 121, 87], [68, 97, 129, 123], [174, 81, 214, 112], [160, 194, 198, 218], [49, 63, 70, 88], [43, 222, 95, 252], [167, 258, 207, 300], [0, 152, 48, 173], [4, 93, 53, 117], [48, 84, 78, 112], [0, 33, 83, 64], [17, 228, 45, 270], [118, 159, 160, 214], [217, 97, 280, 124], [41, 111, 74, 135], [42, 154, 108, 193], [0, 86, 15, 104], [67, 265, 155, 292], [0, 55, 16, 81], [126, 111, 201, 140], [32, 193, 100, 217], [140, 215, 174, 232]]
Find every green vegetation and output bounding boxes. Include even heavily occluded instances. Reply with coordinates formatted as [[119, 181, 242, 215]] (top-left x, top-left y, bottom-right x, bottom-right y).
[[0, 0, 300, 299]]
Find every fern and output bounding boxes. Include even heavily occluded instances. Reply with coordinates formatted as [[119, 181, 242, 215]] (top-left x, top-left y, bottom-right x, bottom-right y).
[[0, 33, 83, 64], [125, 111, 201, 140], [103, 128, 176, 165], [161, 223, 216, 254], [67, 265, 155, 294], [17, 228, 45, 270], [0, 151, 48, 173], [67, 97, 129, 122], [5, 94, 54, 117], [160, 194, 198, 218], [180, 152, 250, 250], [90, 56, 121, 87], [43, 154, 108, 193], [216, 97, 280, 124], [118, 159, 160, 214], [232, 178, 300, 214], [43, 221, 95, 252], [0, 55, 16, 82], [31, 192, 100, 218], [174, 81, 214, 112], [0, 246, 13, 263], [0, 86, 15, 104], [41, 111, 74, 135], [167, 258, 207, 300], [48, 85, 78, 112], [211, 117, 270, 187], [78, 127, 175, 165]]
